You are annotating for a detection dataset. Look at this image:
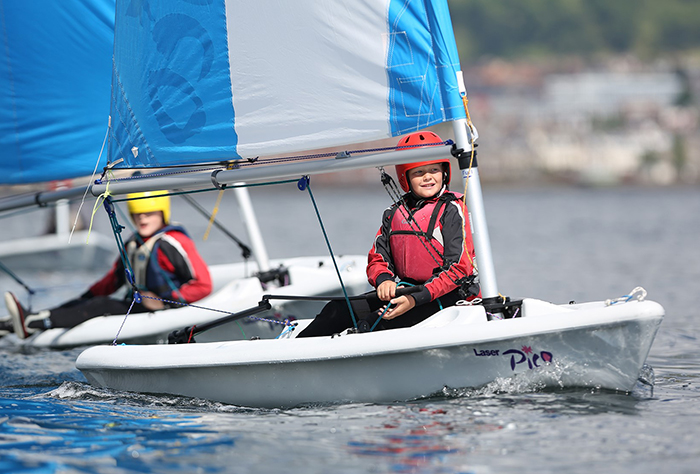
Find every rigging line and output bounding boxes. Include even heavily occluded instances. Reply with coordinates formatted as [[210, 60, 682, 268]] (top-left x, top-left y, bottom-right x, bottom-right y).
[[99, 165, 227, 183], [103, 195, 135, 283], [203, 161, 237, 241], [370, 280, 414, 332], [178, 193, 251, 259], [114, 293, 285, 343], [108, 187, 220, 200], [0, 259, 35, 296], [111, 297, 137, 345], [104, 174, 298, 193], [368, 281, 423, 332], [103, 195, 145, 343], [246, 314, 291, 326], [142, 293, 268, 316], [460, 93, 478, 272], [87, 178, 113, 245], [70, 123, 109, 244], [222, 141, 452, 167], [203, 188, 226, 241], [300, 177, 358, 329], [107, 181, 296, 208]]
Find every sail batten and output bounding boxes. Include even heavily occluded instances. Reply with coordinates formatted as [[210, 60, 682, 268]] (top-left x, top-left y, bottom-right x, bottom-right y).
[[109, 0, 466, 170]]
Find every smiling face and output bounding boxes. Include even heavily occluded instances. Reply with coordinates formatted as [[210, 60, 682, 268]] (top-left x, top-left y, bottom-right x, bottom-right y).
[[131, 211, 165, 238], [407, 163, 444, 199]]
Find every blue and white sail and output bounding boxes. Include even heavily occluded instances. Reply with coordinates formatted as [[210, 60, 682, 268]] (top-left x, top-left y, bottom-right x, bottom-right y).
[[110, 0, 466, 168], [0, 0, 114, 185]]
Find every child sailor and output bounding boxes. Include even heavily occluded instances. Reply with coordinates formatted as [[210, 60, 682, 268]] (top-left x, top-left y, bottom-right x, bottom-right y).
[[5, 191, 212, 339], [298, 131, 479, 337]]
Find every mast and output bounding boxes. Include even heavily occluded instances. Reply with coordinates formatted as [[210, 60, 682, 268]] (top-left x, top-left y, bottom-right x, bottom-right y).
[[55, 199, 70, 238], [232, 185, 270, 273], [452, 118, 499, 299]]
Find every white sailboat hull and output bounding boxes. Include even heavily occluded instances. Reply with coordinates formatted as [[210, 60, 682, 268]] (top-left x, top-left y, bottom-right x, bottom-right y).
[[26, 255, 370, 349], [76, 298, 664, 408]]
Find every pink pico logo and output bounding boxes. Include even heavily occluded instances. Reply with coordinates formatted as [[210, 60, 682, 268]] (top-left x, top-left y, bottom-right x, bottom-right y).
[[502, 346, 553, 371]]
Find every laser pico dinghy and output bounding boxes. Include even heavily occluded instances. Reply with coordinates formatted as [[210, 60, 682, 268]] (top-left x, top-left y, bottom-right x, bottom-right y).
[[23, 254, 370, 349], [77, 290, 663, 408], [74, 0, 664, 407]]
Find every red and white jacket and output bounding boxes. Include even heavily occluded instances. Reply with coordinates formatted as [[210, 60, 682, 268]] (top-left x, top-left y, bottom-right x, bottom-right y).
[[87, 226, 212, 305], [367, 188, 476, 306]]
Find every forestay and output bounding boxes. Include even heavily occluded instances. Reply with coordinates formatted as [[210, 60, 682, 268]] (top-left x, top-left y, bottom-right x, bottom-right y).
[[110, 0, 466, 168]]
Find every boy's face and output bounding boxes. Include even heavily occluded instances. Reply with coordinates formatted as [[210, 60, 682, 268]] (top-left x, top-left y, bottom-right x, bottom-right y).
[[131, 211, 165, 238], [407, 164, 444, 199]]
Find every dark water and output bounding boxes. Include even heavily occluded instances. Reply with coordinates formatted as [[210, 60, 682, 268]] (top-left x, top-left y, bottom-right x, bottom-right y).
[[1, 184, 698, 473]]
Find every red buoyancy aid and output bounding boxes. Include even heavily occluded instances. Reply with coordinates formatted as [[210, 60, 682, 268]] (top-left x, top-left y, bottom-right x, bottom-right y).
[[388, 192, 466, 283]]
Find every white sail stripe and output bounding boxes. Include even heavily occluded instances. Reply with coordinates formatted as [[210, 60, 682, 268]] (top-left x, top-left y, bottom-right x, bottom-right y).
[[225, 0, 392, 157]]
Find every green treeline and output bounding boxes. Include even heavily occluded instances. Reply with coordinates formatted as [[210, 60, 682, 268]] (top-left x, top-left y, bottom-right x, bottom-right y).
[[448, 0, 700, 61]]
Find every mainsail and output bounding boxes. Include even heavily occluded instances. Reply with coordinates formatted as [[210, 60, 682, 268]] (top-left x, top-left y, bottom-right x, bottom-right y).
[[102, 0, 497, 299], [0, 0, 497, 296], [109, 0, 466, 168], [0, 0, 114, 184]]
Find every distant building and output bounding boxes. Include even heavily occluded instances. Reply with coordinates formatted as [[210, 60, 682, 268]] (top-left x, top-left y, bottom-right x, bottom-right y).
[[542, 72, 683, 119]]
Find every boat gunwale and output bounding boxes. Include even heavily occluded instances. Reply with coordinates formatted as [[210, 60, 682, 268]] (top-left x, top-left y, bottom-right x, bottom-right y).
[[76, 299, 664, 371]]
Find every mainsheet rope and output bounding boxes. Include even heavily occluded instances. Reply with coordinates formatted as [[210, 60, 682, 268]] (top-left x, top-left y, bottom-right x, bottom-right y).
[[298, 176, 358, 329]]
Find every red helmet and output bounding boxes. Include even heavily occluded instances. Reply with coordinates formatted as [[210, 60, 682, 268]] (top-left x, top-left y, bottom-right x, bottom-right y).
[[395, 131, 450, 192]]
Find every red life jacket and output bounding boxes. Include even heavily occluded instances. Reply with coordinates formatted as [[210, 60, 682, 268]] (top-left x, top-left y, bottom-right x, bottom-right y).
[[387, 192, 463, 283]]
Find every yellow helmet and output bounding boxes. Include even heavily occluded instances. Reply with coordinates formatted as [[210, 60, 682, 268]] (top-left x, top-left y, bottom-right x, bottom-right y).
[[127, 190, 171, 224]]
